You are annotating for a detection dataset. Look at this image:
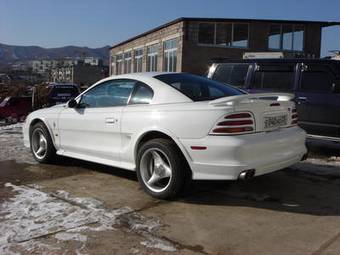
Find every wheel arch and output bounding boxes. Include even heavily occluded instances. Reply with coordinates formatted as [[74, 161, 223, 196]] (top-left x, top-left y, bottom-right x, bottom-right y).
[[134, 129, 193, 176], [29, 118, 57, 149]]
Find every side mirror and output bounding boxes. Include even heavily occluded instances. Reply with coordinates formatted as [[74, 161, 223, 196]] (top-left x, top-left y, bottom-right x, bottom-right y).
[[68, 98, 78, 108], [332, 82, 340, 94]]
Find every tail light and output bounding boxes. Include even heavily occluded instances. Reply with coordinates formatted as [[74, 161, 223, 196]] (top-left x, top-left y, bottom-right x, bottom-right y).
[[210, 112, 255, 135], [291, 108, 298, 125]]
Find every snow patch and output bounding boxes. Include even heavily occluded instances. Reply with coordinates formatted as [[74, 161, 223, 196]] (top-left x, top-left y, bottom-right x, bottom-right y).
[[0, 123, 35, 164], [1, 183, 176, 254], [55, 232, 87, 243], [141, 237, 177, 252]]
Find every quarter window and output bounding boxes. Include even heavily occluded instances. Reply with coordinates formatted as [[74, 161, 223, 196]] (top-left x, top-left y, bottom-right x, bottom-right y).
[[253, 65, 295, 91], [79, 80, 135, 108], [133, 48, 143, 72], [129, 83, 154, 104], [147, 44, 159, 72], [163, 39, 178, 72]]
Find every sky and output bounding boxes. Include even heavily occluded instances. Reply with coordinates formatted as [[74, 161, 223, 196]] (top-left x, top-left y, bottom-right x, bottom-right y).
[[0, 0, 339, 56]]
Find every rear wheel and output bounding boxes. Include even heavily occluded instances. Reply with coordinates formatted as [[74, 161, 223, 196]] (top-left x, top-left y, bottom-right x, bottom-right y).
[[136, 138, 188, 199], [30, 122, 56, 163]]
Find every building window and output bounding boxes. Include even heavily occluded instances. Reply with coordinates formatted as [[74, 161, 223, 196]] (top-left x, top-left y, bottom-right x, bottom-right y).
[[116, 54, 123, 75], [216, 23, 232, 46], [268, 24, 304, 51], [163, 39, 178, 72], [232, 23, 249, 47], [198, 22, 249, 48], [268, 25, 281, 49], [198, 23, 215, 44], [147, 44, 159, 72], [133, 48, 143, 72], [123, 51, 132, 74]]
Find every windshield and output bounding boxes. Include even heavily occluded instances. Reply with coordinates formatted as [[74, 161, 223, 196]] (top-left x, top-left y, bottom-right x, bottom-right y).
[[154, 73, 244, 102]]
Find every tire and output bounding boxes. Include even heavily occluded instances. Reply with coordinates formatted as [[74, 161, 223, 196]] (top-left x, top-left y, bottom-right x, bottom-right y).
[[136, 138, 188, 199], [30, 122, 56, 163]]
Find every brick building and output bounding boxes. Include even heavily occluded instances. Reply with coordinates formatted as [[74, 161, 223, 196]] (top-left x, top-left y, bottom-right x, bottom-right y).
[[109, 17, 339, 75]]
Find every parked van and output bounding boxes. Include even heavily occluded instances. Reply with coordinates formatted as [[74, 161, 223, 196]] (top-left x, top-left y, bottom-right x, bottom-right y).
[[207, 59, 340, 142]]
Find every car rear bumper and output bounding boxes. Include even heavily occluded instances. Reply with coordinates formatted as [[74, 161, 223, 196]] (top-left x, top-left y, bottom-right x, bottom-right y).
[[180, 126, 307, 180]]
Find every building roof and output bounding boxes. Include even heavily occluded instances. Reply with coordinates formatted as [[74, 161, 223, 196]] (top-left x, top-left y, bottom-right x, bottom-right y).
[[110, 17, 340, 49]]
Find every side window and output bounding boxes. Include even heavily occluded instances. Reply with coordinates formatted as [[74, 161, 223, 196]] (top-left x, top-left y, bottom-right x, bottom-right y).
[[129, 82, 154, 104], [300, 65, 334, 92], [252, 65, 294, 91], [212, 64, 249, 87], [79, 80, 135, 108]]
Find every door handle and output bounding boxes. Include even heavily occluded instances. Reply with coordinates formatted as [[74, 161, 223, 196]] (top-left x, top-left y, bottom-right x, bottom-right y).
[[105, 118, 117, 124]]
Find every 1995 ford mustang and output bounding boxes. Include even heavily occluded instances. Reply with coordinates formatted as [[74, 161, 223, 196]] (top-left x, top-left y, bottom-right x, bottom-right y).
[[23, 72, 307, 198]]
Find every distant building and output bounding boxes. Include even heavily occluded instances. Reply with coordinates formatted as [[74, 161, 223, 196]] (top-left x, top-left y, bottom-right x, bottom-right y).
[[30, 57, 104, 81], [51, 65, 108, 88], [30, 60, 58, 75], [109, 17, 340, 75]]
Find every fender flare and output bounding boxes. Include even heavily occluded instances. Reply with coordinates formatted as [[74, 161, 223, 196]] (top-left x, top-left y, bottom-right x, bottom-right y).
[[28, 118, 58, 149], [133, 127, 193, 168]]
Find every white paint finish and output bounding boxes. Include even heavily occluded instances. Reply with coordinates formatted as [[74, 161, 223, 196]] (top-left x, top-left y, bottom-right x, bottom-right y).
[[23, 72, 307, 180]]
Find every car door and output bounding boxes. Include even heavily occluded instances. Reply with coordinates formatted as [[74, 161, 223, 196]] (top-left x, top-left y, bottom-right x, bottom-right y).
[[295, 63, 340, 138], [57, 79, 135, 164]]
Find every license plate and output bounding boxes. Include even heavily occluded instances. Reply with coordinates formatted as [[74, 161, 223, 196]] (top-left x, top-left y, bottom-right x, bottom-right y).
[[264, 115, 287, 129]]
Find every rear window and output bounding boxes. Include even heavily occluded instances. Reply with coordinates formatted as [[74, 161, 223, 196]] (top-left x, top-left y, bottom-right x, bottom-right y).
[[155, 73, 243, 102], [212, 64, 249, 87]]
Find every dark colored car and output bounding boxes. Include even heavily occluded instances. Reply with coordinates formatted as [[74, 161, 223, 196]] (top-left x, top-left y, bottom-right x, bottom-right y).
[[32, 83, 80, 109], [207, 59, 340, 142], [0, 96, 32, 123], [47, 83, 80, 106]]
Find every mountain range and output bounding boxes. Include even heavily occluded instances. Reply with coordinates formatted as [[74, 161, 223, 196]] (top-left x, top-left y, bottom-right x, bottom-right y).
[[0, 43, 110, 68]]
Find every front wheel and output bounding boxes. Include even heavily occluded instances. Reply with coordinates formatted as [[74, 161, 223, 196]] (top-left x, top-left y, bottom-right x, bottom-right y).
[[136, 138, 188, 199], [30, 122, 56, 163]]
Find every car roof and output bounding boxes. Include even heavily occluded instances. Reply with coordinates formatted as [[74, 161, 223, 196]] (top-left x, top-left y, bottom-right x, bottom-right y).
[[81, 72, 193, 105], [211, 58, 340, 65]]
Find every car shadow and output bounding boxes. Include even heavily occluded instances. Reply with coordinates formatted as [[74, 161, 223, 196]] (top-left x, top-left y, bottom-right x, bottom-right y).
[[52, 154, 340, 217], [180, 162, 340, 216]]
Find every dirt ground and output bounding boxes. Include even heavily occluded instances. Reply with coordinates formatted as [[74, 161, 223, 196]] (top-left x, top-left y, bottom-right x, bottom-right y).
[[1, 124, 340, 255]]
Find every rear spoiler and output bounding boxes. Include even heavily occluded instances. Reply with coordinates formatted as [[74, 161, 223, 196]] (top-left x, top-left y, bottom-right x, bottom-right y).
[[209, 93, 294, 106]]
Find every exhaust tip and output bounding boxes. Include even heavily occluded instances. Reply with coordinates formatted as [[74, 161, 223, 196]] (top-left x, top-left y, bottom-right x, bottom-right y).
[[239, 169, 256, 180]]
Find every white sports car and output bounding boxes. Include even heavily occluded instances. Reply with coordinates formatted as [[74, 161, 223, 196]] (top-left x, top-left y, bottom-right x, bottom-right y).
[[23, 72, 307, 198]]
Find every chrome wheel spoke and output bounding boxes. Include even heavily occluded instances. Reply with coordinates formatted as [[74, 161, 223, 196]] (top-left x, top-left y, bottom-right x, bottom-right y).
[[151, 151, 164, 167], [147, 172, 161, 186], [161, 164, 172, 178], [32, 129, 48, 160], [140, 148, 173, 193], [36, 147, 45, 156]]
